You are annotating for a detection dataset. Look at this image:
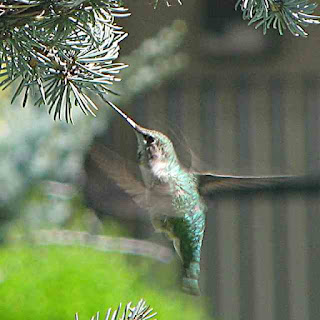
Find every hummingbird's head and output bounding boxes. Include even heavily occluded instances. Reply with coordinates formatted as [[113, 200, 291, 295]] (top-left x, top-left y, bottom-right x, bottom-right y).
[[108, 102, 178, 169], [135, 127, 177, 167]]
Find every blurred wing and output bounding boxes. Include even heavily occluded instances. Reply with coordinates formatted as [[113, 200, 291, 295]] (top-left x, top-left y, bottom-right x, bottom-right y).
[[90, 144, 147, 207], [90, 145, 176, 216], [196, 173, 320, 197], [90, 145, 145, 198]]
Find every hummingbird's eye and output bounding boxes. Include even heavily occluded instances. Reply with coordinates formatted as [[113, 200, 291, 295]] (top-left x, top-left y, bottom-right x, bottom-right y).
[[145, 135, 154, 145]]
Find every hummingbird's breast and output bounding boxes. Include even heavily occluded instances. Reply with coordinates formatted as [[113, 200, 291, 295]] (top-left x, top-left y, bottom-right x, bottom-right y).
[[139, 157, 171, 188], [139, 158, 206, 221]]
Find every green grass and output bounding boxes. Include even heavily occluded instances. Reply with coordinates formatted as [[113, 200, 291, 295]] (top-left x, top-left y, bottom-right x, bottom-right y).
[[0, 244, 210, 320]]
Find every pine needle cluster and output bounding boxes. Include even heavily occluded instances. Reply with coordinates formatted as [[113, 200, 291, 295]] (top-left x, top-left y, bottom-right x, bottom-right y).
[[0, 0, 129, 123], [75, 299, 157, 320], [236, 0, 320, 36]]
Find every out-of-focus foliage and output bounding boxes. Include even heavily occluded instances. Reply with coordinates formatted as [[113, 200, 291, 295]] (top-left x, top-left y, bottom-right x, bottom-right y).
[[0, 92, 105, 236], [0, 245, 210, 320], [0, 0, 129, 122], [114, 20, 188, 104], [236, 0, 320, 37], [0, 19, 187, 239]]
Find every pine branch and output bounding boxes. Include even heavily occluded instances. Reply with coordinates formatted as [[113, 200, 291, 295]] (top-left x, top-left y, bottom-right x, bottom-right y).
[[0, 0, 129, 123], [12, 229, 174, 263], [236, 0, 320, 37], [75, 299, 157, 320]]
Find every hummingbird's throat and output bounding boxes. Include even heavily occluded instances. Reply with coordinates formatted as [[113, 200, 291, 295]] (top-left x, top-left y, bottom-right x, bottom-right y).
[[150, 158, 169, 178], [139, 156, 170, 184]]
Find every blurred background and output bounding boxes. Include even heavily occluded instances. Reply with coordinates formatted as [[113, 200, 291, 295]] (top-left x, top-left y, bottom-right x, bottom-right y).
[[1, 0, 320, 319]]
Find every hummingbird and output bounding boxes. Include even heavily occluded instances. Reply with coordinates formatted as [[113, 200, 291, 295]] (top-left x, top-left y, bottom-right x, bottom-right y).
[[90, 102, 320, 296]]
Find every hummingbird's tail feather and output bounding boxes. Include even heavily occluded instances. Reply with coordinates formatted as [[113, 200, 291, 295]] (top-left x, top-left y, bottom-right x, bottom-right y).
[[182, 277, 201, 296], [182, 261, 201, 296]]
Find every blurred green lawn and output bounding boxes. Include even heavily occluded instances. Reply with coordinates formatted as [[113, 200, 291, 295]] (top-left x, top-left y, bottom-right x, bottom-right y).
[[0, 244, 211, 320]]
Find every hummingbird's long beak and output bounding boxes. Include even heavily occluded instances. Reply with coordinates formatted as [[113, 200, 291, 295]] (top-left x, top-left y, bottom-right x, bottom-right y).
[[107, 101, 145, 135]]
